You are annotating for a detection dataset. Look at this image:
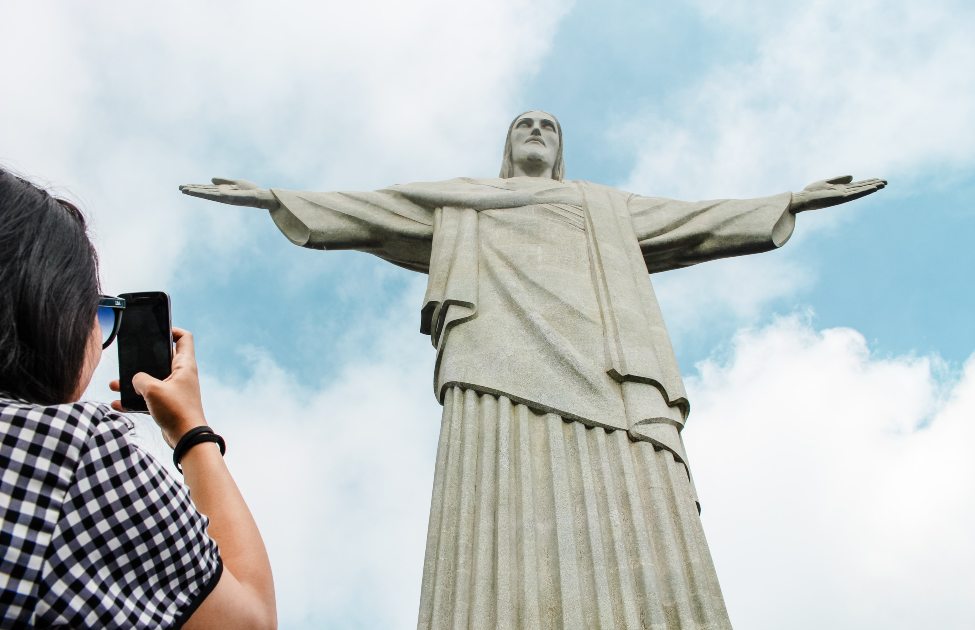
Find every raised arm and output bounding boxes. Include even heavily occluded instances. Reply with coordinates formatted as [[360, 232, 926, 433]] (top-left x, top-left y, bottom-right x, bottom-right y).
[[110, 328, 275, 629]]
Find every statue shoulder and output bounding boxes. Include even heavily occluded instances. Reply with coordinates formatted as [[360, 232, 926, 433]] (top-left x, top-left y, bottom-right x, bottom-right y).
[[571, 179, 634, 199]]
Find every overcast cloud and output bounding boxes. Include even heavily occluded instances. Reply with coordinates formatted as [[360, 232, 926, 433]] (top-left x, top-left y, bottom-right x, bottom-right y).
[[685, 316, 975, 629]]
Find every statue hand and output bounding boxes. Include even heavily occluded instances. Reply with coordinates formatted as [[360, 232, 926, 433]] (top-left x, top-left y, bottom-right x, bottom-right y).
[[179, 177, 280, 210], [790, 175, 887, 214]]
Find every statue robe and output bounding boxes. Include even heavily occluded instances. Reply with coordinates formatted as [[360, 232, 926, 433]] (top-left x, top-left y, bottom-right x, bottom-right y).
[[269, 176, 795, 628], [269, 176, 794, 467]]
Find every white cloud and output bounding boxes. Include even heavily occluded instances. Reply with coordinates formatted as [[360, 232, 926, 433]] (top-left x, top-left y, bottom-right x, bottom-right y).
[[203, 343, 439, 628], [0, 0, 572, 292], [623, 0, 975, 200], [653, 253, 814, 345], [683, 315, 975, 629], [619, 0, 975, 334]]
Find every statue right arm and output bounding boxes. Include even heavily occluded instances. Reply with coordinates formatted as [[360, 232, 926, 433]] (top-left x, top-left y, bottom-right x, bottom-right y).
[[181, 178, 435, 272], [268, 188, 435, 273], [181, 179, 498, 273], [180, 178, 280, 210]]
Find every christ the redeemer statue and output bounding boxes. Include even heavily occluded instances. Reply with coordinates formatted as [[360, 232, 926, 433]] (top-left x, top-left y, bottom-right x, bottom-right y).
[[182, 111, 885, 630]]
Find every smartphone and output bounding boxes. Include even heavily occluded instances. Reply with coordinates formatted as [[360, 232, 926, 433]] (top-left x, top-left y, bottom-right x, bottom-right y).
[[116, 291, 173, 413]]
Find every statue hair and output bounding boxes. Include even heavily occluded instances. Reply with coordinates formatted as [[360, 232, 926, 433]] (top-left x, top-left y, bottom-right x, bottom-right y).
[[499, 111, 565, 181]]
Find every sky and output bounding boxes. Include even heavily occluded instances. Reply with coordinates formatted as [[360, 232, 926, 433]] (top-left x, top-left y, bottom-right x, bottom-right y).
[[1, 0, 973, 627]]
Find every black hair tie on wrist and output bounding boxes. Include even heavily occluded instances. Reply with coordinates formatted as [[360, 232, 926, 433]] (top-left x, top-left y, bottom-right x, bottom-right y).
[[173, 426, 226, 473]]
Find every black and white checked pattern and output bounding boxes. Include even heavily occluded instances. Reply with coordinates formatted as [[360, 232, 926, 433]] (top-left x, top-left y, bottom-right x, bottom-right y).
[[1, 395, 221, 629]]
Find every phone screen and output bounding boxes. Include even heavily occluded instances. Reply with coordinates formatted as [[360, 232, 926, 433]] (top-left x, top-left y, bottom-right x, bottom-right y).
[[117, 292, 173, 412]]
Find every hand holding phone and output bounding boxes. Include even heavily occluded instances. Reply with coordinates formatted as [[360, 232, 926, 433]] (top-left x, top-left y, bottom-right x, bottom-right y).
[[111, 327, 208, 447], [117, 292, 173, 412]]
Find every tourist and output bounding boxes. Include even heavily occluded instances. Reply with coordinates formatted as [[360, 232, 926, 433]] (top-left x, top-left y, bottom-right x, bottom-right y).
[[0, 169, 276, 629]]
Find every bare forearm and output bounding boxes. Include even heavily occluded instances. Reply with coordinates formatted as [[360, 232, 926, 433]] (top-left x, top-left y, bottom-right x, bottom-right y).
[[116, 329, 276, 627], [181, 442, 276, 622]]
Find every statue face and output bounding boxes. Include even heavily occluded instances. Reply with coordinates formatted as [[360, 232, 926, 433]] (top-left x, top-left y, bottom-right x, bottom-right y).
[[509, 111, 560, 176]]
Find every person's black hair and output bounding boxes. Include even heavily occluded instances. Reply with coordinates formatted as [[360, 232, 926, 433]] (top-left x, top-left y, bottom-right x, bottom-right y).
[[0, 169, 100, 404]]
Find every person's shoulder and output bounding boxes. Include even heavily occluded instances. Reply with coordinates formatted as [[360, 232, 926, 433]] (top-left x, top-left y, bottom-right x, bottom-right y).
[[0, 396, 134, 462], [0, 397, 137, 512]]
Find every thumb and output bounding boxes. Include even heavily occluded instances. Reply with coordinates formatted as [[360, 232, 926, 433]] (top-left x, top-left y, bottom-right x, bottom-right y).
[[131, 372, 162, 397], [825, 174, 853, 185]]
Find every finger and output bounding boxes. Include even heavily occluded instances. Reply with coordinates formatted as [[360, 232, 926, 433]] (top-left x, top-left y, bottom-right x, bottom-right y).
[[848, 178, 885, 188], [845, 182, 885, 195], [180, 189, 254, 205], [132, 371, 161, 396], [825, 175, 853, 185], [843, 188, 882, 202], [172, 327, 197, 359], [109, 379, 121, 392], [181, 188, 234, 202], [211, 177, 237, 185], [180, 186, 217, 197], [110, 400, 123, 412]]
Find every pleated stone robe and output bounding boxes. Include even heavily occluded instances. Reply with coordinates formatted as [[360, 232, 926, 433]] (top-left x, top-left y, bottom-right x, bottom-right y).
[[268, 177, 795, 629]]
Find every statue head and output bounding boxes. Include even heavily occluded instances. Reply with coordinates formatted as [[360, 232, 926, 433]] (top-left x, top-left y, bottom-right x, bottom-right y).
[[499, 110, 565, 181]]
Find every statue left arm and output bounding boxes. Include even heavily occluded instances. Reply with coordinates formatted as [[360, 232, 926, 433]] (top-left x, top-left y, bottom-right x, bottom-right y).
[[630, 175, 885, 274], [267, 187, 436, 273]]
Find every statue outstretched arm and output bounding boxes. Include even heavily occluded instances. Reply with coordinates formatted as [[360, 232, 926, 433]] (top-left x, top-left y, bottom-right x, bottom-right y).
[[181, 177, 436, 273], [629, 174, 886, 273], [179, 178, 280, 210], [789, 175, 886, 213], [629, 191, 795, 273]]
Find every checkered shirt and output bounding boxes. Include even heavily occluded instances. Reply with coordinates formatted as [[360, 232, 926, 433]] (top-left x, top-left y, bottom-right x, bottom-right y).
[[1, 394, 222, 629]]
